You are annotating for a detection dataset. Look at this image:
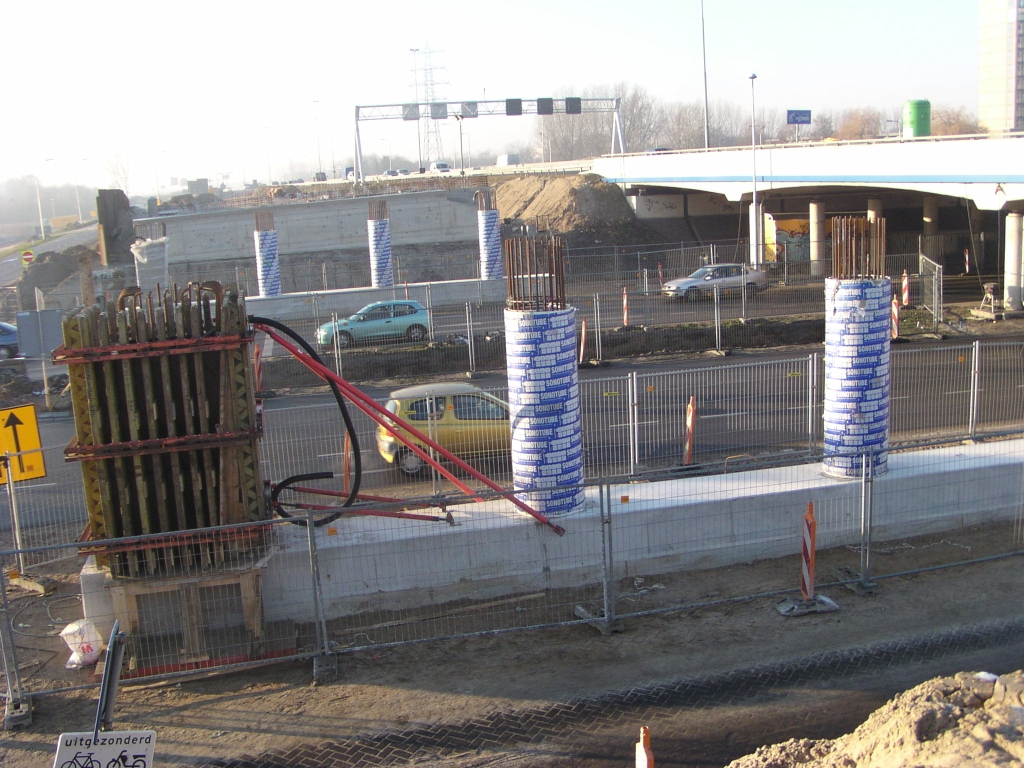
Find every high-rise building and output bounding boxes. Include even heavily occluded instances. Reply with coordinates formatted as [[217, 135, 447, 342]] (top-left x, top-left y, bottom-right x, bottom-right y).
[[979, 0, 1024, 132]]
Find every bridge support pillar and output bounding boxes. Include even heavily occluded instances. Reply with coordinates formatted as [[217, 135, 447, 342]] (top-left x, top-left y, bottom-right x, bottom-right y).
[[809, 201, 826, 277], [922, 197, 940, 259], [867, 198, 883, 223], [1005, 211, 1023, 311]]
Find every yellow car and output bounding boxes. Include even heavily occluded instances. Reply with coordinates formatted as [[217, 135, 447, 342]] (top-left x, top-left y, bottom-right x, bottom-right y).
[[377, 383, 511, 475]]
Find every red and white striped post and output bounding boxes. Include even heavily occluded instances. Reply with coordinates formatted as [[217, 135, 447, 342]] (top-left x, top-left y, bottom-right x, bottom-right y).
[[579, 316, 588, 364], [891, 297, 900, 340], [622, 286, 629, 326], [801, 502, 817, 602], [901, 269, 910, 308], [683, 395, 696, 465], [657, 261, 665, 288]]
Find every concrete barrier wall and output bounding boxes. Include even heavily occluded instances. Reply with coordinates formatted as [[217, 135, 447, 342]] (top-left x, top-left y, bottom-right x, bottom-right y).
[[260, 441, 1024, 622], [137, 190, 481, 264]]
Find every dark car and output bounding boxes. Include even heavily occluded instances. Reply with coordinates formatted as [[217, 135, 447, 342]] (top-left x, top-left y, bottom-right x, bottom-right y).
[[0, 322, 18, 359]]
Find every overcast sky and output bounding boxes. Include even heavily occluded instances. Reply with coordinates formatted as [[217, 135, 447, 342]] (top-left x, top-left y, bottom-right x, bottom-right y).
[[0, 0, 979, 193]]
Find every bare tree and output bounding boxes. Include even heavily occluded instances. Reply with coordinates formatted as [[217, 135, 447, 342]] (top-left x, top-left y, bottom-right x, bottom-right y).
[[834, 108, 882, 140], [931, 105, 982, 135], [809, 110, 835, 140], [614, 82, 664, 152], [708, 100, 748, 147], [106, 151, 131, 195], [662, 100, 706, 149]]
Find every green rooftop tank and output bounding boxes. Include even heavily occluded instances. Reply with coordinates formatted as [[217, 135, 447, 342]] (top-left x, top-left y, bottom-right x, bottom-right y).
[[902, 100, 931, 138]]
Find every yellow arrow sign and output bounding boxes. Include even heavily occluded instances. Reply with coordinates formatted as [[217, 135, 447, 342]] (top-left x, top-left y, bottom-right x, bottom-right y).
[[0, 404, 46, 483]]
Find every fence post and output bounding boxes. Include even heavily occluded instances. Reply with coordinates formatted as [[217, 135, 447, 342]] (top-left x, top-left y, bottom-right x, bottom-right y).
[[628, 372, 639, 474], [0, 557, 28, 727], [594, 293, 603, 361], [601, 481, 620, 633], [807, 352, 818, 453], [305, 509, 335, 680], [465, 303, 476, 374], [858, 449, 877, 592], [969, 339, 981, 437], [4, 455, 25, 576], [713, 285, 722, 351]]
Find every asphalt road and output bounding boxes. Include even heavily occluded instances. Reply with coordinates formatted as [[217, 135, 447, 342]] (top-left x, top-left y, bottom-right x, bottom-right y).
[[5, 337, 1020, 539]]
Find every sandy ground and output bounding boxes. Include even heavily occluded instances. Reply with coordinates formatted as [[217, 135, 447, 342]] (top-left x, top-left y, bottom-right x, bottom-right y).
[[1, 520, 1022, 768]]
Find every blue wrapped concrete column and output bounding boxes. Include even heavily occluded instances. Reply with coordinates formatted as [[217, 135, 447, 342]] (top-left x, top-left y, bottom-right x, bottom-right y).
[[478, 209, 503, 281], [254, 229, 281, 297], [368, 218, 394, 288], [822, 277, 891, 478], [504, 307, 585, 516]]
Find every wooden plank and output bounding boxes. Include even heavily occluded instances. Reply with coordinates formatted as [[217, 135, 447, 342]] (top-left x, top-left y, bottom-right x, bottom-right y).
[[98, 307, 138, 576], [178, 581, 208, 663], [117, 310, 158, 575], [135, 310, 172, 537], [153, 302, 189, 537], [238, 570, 263, 644]]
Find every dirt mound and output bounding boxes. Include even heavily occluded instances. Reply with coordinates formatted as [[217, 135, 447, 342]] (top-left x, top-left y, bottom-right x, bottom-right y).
[[727, 671, 1024, 767], [493, 174, 661, 247], [16, 244, 101, 310]]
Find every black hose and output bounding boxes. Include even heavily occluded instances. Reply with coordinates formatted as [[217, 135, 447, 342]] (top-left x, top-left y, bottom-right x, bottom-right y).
[[249, 315, 361, 524], [270, 471, 337, 527]]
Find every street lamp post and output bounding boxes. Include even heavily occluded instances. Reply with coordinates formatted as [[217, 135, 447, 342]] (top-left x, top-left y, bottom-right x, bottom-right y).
[[749, 74, 759, 267], [35, 158, 53, 241], [313, 100, 323, 176], [455, 114, 465, 174], [701, 0, 710, 149], [74, 158, 87, 222], [410, 48, 422, 172]]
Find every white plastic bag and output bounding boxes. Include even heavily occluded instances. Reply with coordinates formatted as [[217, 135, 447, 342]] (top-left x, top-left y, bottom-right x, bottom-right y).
[[60, 619, 103, 669]]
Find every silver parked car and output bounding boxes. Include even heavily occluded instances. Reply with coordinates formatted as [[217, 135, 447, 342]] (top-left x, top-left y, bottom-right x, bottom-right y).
[[662, 263, 768, 300]]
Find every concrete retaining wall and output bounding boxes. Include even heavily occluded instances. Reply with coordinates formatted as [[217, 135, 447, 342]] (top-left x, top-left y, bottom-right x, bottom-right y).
[[260, 440, 1024, 622], [138, 189, 481, 264]]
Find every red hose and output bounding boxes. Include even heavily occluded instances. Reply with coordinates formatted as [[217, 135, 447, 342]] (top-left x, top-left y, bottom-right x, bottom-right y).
[[254, 324, 566, 535]]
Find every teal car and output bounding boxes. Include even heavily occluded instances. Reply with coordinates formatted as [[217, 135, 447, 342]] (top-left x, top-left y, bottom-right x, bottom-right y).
[[315, 300, 430, 349]]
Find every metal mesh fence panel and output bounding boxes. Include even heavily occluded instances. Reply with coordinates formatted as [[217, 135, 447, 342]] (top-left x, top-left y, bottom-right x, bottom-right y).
[[889, 345, 973, 441], [864, 438, 1024, 582]]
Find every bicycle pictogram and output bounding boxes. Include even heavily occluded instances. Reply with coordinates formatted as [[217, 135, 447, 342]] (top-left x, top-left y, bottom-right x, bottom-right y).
[[60, 752, 102, 768]]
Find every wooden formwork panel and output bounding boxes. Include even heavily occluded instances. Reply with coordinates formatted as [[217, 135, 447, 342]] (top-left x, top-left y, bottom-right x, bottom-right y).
[[58, 284, 266, 576]]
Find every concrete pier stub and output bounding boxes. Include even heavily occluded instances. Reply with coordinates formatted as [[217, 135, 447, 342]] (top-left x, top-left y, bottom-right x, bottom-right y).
[[254, 211, 281, 297], [823, 216, 890, 479], [503, 236, 585, 517], [809, 200, 826, 277], [368, 199, 394, 288], [476, 190, 504, 281], [1005, 211, 1023, 311], [866, 198, 883, 223]]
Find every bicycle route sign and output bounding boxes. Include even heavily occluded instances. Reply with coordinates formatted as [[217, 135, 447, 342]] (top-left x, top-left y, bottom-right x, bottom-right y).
[[53, 730, 156, 768]]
